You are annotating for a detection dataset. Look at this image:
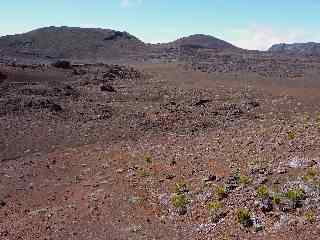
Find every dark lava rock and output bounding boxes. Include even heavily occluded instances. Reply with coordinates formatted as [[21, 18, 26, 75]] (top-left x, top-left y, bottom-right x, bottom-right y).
[[24, 98, 63, 112], [52, 60, 72, 69], [279, 199, 296, 212], [194, 99, 211, 106], [260, 198, 273, 213], [50, 103, 63, 112], [211, 211, 227, 223], [73, 69, 87, 75], [204, 174, 217, 182], [247, 101, 260, 108], [101, 84, 116, 92], [0, 200, 6, 208], [177, 206, 187, 216], [0, 71, 7, 82], [226, 174, 239, 191], [103, 31, 135, 41]]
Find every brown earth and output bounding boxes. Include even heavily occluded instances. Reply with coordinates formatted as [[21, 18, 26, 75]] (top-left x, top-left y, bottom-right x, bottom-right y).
[[1, 57, 320, 240]]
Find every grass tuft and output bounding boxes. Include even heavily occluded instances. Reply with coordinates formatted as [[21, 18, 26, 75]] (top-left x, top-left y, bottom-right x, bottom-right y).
[[257, 185, 269, 199], [171, 194, 189, 209], [236, 208, 252, 227], [286, 188, 305, 202], [215, 185, 228, 200]]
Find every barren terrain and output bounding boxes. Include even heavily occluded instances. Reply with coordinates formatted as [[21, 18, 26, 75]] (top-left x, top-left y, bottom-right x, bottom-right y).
[[1, 27, 320, 240]]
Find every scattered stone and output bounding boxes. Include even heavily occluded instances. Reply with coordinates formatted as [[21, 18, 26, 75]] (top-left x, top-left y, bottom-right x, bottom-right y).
[[260, 198, 273, 213], [128, 196, 143, 204], [0, 200, 6, 208], [128, 225, 143, 233], [204, 174, 217, 182], [195, 99, 211, 106], [196, 223, 217, 234], [211, 210, 227, 223], [158, 193, 170, 207], [176, 206, 188, 215], [100, 84, 116, 92], [247, 101, 260, 108], [274, 214, 289, 230], [116, 168, 125, 173], [279, 199, 295, 212], [252, 217, 264, 232], [0, 71, 7, 81], [288, 157, 316, 169], [165, 174, 176, 180], [226, 174, 239, 191], [276, 167, 287, 174], [52, 60, 72, 69], [73, 69, 87, 75]]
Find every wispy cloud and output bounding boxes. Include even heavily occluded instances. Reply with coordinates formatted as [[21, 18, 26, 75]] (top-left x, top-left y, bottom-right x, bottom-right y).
[[120, 0, 143, 8], [228, 24, 320, 50]]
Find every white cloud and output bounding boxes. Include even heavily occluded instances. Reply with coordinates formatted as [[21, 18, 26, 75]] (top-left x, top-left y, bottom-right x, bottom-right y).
[[228, 24, 320, 50], [120, 0, 143, 8]]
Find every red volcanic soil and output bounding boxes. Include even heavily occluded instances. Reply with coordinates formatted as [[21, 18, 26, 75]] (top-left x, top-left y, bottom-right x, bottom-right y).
[[1, 62, 320, 240]]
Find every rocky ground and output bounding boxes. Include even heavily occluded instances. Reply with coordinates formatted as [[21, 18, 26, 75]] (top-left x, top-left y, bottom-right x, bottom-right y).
[[1, 61, 320, 239]]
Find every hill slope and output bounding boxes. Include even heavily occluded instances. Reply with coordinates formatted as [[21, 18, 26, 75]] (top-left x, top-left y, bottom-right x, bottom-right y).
[[168, 34, 239, 50], [269, 42, 320, 56], [0, 28, 243, 62], [0, 26, 148, 60]]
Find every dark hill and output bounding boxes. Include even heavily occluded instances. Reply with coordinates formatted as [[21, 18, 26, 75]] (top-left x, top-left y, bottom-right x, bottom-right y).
[[269, 42, 320, 56], [0, 26, 148, 61], [168, 34, 240, 50]]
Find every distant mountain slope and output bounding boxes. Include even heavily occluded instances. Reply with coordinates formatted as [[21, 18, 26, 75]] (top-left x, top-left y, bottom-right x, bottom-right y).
[[167, 34, 240, 50], [0, 26, 148, 60], [269, 42, 320, 56], [0, 27, 243, 62]]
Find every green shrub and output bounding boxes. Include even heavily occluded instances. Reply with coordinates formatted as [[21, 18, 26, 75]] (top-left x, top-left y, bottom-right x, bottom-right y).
[[236, 208, 252, 227], [316, 113, 320, 127], [207, 200, 222, 214], [303, 168, 318, 182], [287, 131, 296, 140], [174, 181, 188, 194], [171, 194, 189, 209], [239, 175, 251, 185], [144, 153, 152, 163], [257, 185, 269, 199], [208, 200, 226, 223], [286, 188, 305, 202], [305, 211, 316, 223], [272, 193, 281, 205], [216, 185, 227, 200], [138, 168, 150, 177]]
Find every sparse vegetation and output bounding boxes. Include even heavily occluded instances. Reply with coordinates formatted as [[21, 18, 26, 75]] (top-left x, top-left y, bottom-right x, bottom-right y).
[[303, 168, 318, 182], [236, 208, 252, 227], [144, 153, 152, 163], [272, 193, 281, 205], [257, 185, 269, 199], [138, 168, 150, 178], [175, 181, 188, 194], [239, 175, 251, 185], [287, 131, 296, 140], [207, 200, 226, 223], [171, 193, 189, 209], [207, 200, 223, 214], [3, 27, 320, 239], [215, 185, 228, 200], [316, 113, 320, 129], [286, 188, 305, 202], [304, 211, 316, 223]]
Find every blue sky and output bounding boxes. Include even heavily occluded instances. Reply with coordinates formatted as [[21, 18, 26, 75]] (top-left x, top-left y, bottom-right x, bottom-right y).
[[1, 0, 320, 50]]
